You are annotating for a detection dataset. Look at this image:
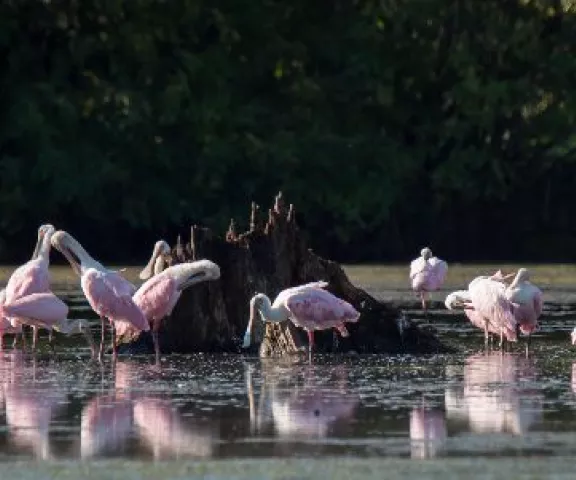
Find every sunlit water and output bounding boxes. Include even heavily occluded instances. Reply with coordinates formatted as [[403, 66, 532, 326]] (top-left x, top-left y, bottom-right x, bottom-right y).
[[2, 264, 576, 478], [0, 313, 575, 463]]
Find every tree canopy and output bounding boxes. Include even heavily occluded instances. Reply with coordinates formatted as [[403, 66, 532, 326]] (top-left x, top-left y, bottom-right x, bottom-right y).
[[0, 0, 575, 263]]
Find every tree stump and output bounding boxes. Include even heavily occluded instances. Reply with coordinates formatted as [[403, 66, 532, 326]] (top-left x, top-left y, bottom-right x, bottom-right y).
[[117, 193, 452, 357]]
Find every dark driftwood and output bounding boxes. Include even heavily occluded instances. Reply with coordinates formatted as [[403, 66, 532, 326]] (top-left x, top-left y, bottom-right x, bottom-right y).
[[117, 193, 451, 357]]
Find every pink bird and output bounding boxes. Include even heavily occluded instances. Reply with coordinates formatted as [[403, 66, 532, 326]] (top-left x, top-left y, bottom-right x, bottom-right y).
[[0, 289, 23, 349], [130, 260, 221, 361], [505, 268, 543, 338], [444, 271, 511, 338], [409, 247, 448, 316], [0, 292, 68, 329], [139, 240, 171, 280], [446, 272, 517, 347], [242, 281, 360, 357], [50, 230, 147, 359], [3, 224, 56, 350], [445, 289, 501, 338]]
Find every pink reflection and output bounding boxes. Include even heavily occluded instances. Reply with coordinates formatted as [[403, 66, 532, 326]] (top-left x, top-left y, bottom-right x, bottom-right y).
[[246, 363, 359, 438], [409, 407, 447, 459], [82, 360, 216, 459], [133, 398, 215, 459], [80, 362, 134, 458], [2, 354, 66, 459], [80, 394, 134, 458], [445, 352, 542, 435]]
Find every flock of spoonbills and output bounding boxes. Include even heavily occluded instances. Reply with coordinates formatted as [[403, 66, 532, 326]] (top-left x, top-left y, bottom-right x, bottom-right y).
[[410, 247, 545, 349], [0, 225, 221, 361], [0, 224, 360, 361], [0, 224, 561, 361]]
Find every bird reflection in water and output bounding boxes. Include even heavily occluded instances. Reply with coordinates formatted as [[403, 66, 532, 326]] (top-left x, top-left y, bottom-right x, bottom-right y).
[[445, 352, 542, 435], [81, 360, 216, 459], [409, 407, 447, 459], [245, 361, 359, 442], [133, 397, 215, 459], [571, 362, 576, 394], [80, 361, 134, 458], [1, 351, 67, 459]]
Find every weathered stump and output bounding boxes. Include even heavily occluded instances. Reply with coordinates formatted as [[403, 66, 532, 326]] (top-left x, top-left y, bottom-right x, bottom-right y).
[[117, 193, 452, 357]]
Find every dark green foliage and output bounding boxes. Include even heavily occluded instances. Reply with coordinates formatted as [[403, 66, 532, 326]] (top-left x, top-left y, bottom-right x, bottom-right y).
[[0, 0, 575, 262]]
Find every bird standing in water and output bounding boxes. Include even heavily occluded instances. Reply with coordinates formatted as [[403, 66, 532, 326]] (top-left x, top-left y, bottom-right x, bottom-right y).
[[242, 281, 360, 360], [131, 259, 221, 363], [505, 268, 543, 353], [51, 230, 148, 360], [3, 224, 58, 351], [446, 271, 517, 348], [410, 247, 448, 317]]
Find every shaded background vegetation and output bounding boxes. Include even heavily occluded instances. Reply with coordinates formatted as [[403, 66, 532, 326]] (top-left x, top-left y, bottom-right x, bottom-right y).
[[1, 0, 575, 264]]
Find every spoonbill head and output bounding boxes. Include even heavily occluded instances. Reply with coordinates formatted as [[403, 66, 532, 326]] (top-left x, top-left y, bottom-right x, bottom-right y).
[[31, 224, 56, 260], [511, 268, 531, 284], [168, 260, 221, 291], [139, 240, 171, 280], [50, 230, 103, 276], [444, 290, 472, 310], [420, 247, 433, 260]]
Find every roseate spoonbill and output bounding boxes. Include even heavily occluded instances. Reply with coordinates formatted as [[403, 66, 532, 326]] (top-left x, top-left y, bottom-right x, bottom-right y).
[[409, 247, 448, 316], [139, 240, 171, 280], [131, 260, 221, 361], [0, 289, 23, 349], [469, 273, 518, 347], [0, 292, 96, 354], [505, 268, 543, 344], [445, 289, 501, 340], [445, 283, 505, 344], [242, 281, 360, 358], [0, 292, 68, 329], [446, 272, 517, 348], [4, 224, 56, 351], [51, 230, 147, 359]]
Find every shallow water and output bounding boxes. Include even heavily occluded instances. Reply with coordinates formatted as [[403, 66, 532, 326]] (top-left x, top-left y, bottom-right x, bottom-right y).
[[1, 314, 576, 464], [2, 264, 576, 478]]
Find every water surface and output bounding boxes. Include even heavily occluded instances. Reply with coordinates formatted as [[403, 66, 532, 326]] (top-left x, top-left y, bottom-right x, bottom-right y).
[[1, 264, 576, 478], [1, 320, 575, 463]]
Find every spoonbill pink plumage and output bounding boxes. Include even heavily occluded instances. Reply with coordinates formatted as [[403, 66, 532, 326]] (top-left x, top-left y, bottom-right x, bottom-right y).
[[410, 247, 448, 316], [132, 259, 221, 361], [51, 230, 148, 359], [242, 281, 360, 357]]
